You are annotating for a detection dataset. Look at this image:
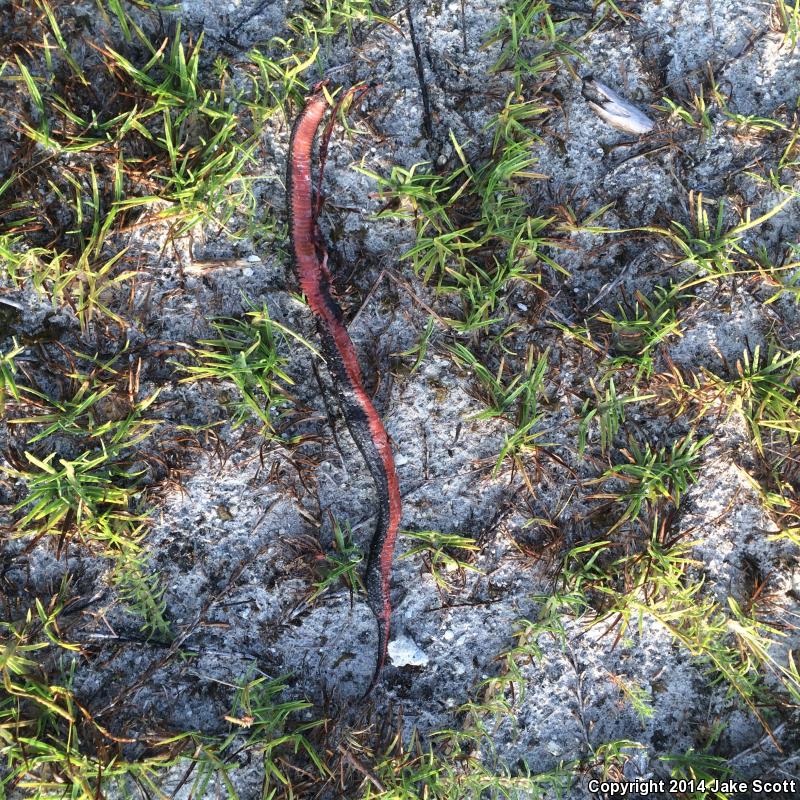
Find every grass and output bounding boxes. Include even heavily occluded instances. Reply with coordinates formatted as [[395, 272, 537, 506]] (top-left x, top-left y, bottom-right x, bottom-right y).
[[654, 65, 791, 145], [97, 24, 271, 235], [6, 381, 156, 547], [774, 0, 800, 49], [109, 527, 172, 639], [484, 0, 582, 95], [343, 725, 576, 799], [1, 0, 330, 335], [359, 5, 569, 339], [1, 0, 800, 797], [1, 348, 174, 639], [578, 190, 796, 302], [649, 343, 800, 474], [450, 343, 552, 481], [216, 675, 328, 793], [356, 0, 799, 772], [359, 134, 557, 336], [395, 317, 436, 375], [301, 0, 395, 41], [0, 162, 137, 331], [611, 550, 800, 734], [308, 518, 365, 602], [595, 283, 692, 381], [6, 448, 145, 542], [487, 513, 800, 746], [661, 751, 732, 800], [439, 139, 557, 329], [551, 282, 693, 387], [645, 191, 794, 284], [708, 345, 800, 458], [1, 589, 165, 797], [757, 242, 800, 305], [0, 598, 326, 799], [400, 530, 481, 590], [179, 304, 314, 435], [0, 339, 23, 414], [590, 433, 710, 530], [488, 91, 550, 153], [608, 673, 654, 723], [577, 378, 654, 456], [658, 87, 716, 140]]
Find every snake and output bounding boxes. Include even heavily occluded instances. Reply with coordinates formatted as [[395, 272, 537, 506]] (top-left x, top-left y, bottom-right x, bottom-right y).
[[286, 85, 402, 695]]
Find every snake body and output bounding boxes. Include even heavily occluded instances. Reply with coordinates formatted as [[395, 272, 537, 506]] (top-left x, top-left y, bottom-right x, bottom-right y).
[[286, 88, 402, 694]]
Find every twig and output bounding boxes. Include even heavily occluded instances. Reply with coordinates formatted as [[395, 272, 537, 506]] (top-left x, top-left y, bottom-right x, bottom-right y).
[[406, 4, 434, 140], [336, 744, 385, 792]]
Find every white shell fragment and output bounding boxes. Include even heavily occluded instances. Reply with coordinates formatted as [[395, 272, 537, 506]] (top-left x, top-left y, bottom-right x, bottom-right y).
[[581, 76, 655, 135], [387, 635, 429, 667]]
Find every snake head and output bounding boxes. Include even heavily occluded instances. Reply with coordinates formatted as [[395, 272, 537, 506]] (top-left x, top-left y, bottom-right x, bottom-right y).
[[581, 75, 655, 135]]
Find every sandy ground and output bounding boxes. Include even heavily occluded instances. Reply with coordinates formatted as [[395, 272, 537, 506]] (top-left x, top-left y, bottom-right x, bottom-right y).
[[2, 0, 800, 798]]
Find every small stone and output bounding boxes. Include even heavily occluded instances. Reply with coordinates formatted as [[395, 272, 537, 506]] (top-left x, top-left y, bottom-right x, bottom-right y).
[[443, 629, 454, 641], [388, 636, 429, 667], [247, 254, 261, 262]]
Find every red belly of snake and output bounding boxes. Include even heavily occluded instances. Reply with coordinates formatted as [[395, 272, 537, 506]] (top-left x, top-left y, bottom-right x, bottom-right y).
[[286, 88, 402, 694]]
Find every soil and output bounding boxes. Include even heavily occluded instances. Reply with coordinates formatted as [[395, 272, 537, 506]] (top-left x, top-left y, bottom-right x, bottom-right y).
[[1, 1, 799, 798]]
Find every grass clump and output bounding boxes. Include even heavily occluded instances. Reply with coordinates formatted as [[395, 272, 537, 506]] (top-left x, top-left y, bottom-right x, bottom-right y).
[[358, 2, 576, 340], [338, 726, 576, 799], [661, 751, 733, 800], [90, 23, 280, 236], [709, 345, 800, 459], [201, 675, 328, 796], [295, 0, 395, 42], [498, 513, 800, 744], [0, 601, 325, 799], [361, 131, 558, 336], [5, 373, 160, 546], [652, 342, 800, 478], [611, 191, 796, 288], [0, 589, 167, 798], [0, 339, 23, 414], [0, 0, 327, 335], [757, 241, 800, 305], [484, 0, 581, 95], [578, 377, 654, 456], [401, 529, 481, 590], [2, 349, 173, 637], [0, 164, 137, 332], [591, 433, 710, 531], [450, 343, 552, 482], [6, 447, 146, 543], [308, 518, 365, 602], [599, 532, 800, 733], [774, 0, 800, 49], [594, 283, 691, 381], [109, 525, 172, 640], [179, 304, 313, 435]]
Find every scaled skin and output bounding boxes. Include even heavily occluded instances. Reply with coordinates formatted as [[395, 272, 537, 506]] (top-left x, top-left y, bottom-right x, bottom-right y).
[[286, 89, 402, 695]]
